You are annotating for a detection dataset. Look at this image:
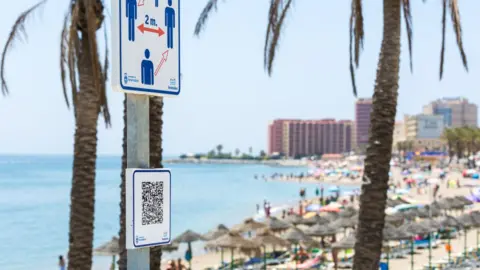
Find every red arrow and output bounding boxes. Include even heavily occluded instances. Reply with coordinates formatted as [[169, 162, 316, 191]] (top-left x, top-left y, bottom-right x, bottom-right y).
[[138, 0, 144, 6], [154, 50, 169, 76], [137, 24, 165, 37]]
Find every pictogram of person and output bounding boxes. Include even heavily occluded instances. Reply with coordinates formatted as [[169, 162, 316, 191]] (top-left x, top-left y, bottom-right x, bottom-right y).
[[126, 0, 137, 41], [141, 49, 154, 85], [165, 0, 175, 49]]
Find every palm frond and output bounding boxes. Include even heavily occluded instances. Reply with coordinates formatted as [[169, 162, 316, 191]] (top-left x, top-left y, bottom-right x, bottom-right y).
[[68, 3, 80, 117], [265, 0, 294, 76], [101, 24, 111, 127], [448, 0, 468, 71], [402, 0, 413, 72], [86, 0, 110, 126], [0, 0, 47, 95], [439, 0, 468, 79], [60, 11, 71, 108], [439, 0, 447, 79], [194, 0, 219, 36], [264, 0, 281, 69], [348, 0, 364, 97]]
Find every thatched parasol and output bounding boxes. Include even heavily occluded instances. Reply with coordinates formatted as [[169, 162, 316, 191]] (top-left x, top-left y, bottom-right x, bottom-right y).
[[399, 221, 433, 235], [207, 231, 259, 249], [252, 229, 289, 269], [301, 214, 330, 226], [454, 195, 473, 206], [252, 228, 290, 247], [174, 230, 206, 243], [231, 218, 267, 233], [419, 218, 442, 230], [304, 223, 339, 237], [326, 211, 340, 221], [284, 213, 304, 226], [282, 227, 316, 246], [206, 231, 259, 269], [330, 215, 357, 229], [263, 217, 291, 232], [439, 215, 464, 230], [173, 230, 206, 269], [338, 206, 357, 218], [161, 242, 180, 252], [417, 205, 442, 218], [94, 237, 120, 270], [203, 224, 229, 241], [385, 212, 405, 225]]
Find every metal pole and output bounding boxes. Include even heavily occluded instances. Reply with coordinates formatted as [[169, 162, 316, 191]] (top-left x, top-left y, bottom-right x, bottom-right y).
[[428, 185, 432, 269], [410, 239, 414, 270], [126, 94, 150, 269], [464, 229, 468, 259]]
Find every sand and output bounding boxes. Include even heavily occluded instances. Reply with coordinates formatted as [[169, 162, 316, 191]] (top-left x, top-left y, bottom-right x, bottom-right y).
[[160, 167, 480, 270]]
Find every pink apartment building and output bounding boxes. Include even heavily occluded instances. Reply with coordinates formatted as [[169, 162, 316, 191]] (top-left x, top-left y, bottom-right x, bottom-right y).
[[268, 119, 353, 157]]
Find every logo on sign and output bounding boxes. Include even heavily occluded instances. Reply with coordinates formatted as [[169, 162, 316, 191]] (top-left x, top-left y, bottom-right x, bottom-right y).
[[124, 73, 128, 85], [135, 235, 146, 244], [168, 78, 177, 90]]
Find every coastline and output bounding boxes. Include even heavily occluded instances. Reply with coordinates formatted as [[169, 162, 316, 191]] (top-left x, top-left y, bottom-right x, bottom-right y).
[[164, 158, 308, 167]]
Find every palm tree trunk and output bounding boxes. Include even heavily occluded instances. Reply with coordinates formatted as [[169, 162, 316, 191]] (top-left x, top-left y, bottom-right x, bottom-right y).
[[67, 33, 101, 270], [118, 96, 128, 270], [149, 96, 164, 269], [352, 0, 401, 269]]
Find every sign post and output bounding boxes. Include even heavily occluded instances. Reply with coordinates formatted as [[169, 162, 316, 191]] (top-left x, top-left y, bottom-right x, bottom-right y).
[[112, 0, 180, 268], [125, 95, 150, 269]]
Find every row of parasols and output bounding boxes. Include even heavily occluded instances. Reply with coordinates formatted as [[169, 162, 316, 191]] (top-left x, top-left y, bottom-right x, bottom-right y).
[[94, 195, 478, 269]]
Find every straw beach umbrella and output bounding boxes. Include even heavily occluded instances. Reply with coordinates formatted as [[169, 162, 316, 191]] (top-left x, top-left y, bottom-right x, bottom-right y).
[[399, 222, 433, 270], [203, 224, 229, 241], [439, 215, 464, 263], [263, 216, 291, 232], [94, 237, 120, 270], [252, 229, 290, 270], [282, 227, 316, 270], [231, 218, 267, 234], [338, 206, 357, 218], [457, 211, 480, 258], [174, 230, 206, 269], [382, 224, 412, 269], [285, 213, 304, 226], [305, 223, 339, 248], [301, 214, 330, 226], [206, 231, 259, 270]]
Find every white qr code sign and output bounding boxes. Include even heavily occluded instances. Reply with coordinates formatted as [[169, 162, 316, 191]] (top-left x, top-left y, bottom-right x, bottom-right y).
[[126, 168, 171, 249]]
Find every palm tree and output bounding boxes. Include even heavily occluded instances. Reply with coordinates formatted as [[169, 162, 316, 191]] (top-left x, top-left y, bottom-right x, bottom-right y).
[[216, 144, 223, 155], [194, 0, 468, 268], [1, 1, 111, 269], [442, 128, 457, 163]]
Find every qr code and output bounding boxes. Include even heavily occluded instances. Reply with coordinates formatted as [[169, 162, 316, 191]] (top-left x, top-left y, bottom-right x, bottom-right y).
[[141, 181, 164, 226]]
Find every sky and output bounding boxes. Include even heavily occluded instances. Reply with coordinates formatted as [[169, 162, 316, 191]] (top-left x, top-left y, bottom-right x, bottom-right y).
[[1, 0, 480, 156]]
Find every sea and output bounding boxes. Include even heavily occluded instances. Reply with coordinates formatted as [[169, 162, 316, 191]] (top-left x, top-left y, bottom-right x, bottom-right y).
[[0, 155, 354, 270]]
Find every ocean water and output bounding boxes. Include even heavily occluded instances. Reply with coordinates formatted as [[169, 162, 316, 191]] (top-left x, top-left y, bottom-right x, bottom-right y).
[[0, 155, 350, 270]]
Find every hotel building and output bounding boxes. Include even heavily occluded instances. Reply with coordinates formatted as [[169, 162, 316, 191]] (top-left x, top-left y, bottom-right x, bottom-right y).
[[423, 97, 477, 128], [354, 98, 373, 151], [268, 119, 353, 157]]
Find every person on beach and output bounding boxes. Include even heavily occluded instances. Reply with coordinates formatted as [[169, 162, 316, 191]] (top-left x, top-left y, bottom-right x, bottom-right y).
[[177, 258, 186, 270], [166, 260, 177, 270], [58, 255, 65, 270]]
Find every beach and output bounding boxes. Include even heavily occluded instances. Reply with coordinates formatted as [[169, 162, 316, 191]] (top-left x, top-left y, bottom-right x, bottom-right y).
[[162, 166, 480, 270]]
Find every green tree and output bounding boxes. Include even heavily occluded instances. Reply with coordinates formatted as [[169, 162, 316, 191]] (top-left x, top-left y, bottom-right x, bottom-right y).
[[1, 1, 112, 269], [259, 150, 267, 158], [216, 144, 223, 155], [235, 148, 240, 156], [194, 0, 468, 267]]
